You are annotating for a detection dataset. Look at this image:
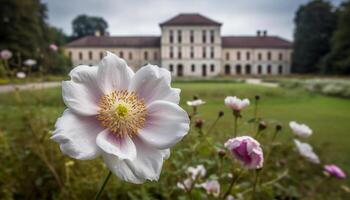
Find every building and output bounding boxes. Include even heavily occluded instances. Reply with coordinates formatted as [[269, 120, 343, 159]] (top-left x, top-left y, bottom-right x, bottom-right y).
[[65, 13, 293, 76]]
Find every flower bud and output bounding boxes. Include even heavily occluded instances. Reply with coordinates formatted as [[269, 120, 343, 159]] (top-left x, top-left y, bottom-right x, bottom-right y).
[[218, 149, 226, 158], [193, 95, 199, 100], [276, 124, 282, 131], [218, 111, 224, 118], [258, 121, 267, 131], [195, 119, 204, 129], [255, 95, 260, 100]]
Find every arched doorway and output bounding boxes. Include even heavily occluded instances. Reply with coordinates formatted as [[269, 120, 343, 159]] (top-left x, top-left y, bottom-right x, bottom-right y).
[[236, 65, 241, 75], [245, 65, 251, 75], [225, 65, 231, 75], [177, 64, 183, 76], [202, 64, 207, 77]]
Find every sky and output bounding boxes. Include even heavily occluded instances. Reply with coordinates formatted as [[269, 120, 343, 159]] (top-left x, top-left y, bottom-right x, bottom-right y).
[[42, 0, 343, 41]]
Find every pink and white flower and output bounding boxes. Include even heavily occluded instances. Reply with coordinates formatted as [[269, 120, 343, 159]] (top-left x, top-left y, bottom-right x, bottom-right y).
[[324, 164, 346, 179], [289, 121, 313, 138], [187, 164, 206, 180], [177, 178, 193, 191], [24, 59, 37, 66], [49, 44, 58, 51], [294, 139, 320, 164], [187, 99, 206, 107], [200, 180, 220, 197], [225, 136, 264, 169], [1, 49, 12, 60], [224, 96, 250, 111], [51, 52, 190, 184]]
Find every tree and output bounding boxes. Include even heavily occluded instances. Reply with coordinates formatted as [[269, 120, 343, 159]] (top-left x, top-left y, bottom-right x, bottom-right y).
[[292, 0, 337, 73], [71, 15, 108, 39], [321, 1, 350, 74]]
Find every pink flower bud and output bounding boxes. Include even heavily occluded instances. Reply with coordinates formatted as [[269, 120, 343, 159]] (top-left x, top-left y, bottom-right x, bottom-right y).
[[225, 136, 264, 169]]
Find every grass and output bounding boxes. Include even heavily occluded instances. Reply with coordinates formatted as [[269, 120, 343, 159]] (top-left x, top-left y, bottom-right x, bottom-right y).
[[0, 82, 349, 199]]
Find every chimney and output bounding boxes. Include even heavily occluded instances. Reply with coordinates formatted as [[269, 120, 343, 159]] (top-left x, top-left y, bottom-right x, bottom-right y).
[[257, 30, 261, 37], [263, 30, 267, 36]]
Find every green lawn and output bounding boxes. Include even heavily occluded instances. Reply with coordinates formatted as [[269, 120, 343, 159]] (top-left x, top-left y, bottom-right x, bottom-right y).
[[0, 82, 349, 199]]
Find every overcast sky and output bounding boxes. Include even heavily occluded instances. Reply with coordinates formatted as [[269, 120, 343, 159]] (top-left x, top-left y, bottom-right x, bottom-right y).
[[42, 0, 343, 41]]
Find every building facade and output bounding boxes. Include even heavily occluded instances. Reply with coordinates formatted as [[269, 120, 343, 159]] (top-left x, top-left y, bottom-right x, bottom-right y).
[[66, 13, 293, 76]]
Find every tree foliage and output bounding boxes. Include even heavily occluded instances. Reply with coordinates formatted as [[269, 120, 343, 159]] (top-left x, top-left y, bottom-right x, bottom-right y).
[[292, 0, 337, 73], [71, 15, 108, 39]]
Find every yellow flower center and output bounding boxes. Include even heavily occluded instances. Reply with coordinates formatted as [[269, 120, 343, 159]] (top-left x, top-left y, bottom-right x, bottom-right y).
[[97, 90, 147, 137]]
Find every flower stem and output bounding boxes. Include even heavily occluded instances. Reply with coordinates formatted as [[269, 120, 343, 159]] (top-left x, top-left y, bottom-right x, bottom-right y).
[[95, 171, 112, 200], [252, 170, 260, 200], [233, 111, 238, 137], [207, 116, 220, 135]]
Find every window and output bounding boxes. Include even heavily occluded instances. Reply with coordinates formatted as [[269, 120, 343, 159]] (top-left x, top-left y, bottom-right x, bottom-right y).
[[210, 47, 214, 58], [128, 52, 132, 60], [267, 65, 272, 74], [226, 52, 230, 60], [202, 47, 206, 58], [279, 53, 283, 61], [169, 64, 173, 72], [178, 47, 182, 59], [236, 65, 241, 74], [178, 30, 182, 43], [202, 30, 206, 43], [237, 52, 241, 60], [190, 30, 194, 43], [225, 65, 231, 75], [191, 64, 195, 72], [246, 65, 251, 74], [258, 65, 262, 74], [144, 51, 148, 60], [153, 52, 158, 60], [190, 46, 194, 58], [100, 52, 104, 59], [246, 52, 250, 60], [278, 65, 283, 74], [119, 51, 124, 58], [68, 51, 72, 59], [169, 30, 173, 43], [210, 30, 214, 43], [258, 53, 262, 61], [89, 51, 92, 60], [210, 64, 215, 72], [267, 52, 271, 60], [79, 52, 83, 60], [170, 47, 174, 58]]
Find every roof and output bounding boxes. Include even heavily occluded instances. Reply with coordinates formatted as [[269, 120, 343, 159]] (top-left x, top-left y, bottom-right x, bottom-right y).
[[222, 36, 292, 49], [160, 13, 221, 26], [66, 36, 160, 48]]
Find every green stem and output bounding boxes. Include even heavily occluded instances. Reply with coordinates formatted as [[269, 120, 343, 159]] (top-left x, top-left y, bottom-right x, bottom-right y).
[[233, 113, 238, 137], [95, 171, 112, 200], [207, 116, 220, 135], [252, 170, 260, 200]]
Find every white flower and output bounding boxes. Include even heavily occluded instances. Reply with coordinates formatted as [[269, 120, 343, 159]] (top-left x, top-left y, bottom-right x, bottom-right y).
[[187, 99, 206, 107], [177, 178, 193, 191], [49, 44, 58, 51], [294, 139, 320, 164], [226, 195, 235, 200], [1, 49, 12, 60], [289, 121, 313, 138], [24, 59, 37, 66], [187, 164, 206, 180], [16, 72, 26, 79], [200, 180, 220, 197], [224, 96, 250, 111], [51, 52, 190, 184]]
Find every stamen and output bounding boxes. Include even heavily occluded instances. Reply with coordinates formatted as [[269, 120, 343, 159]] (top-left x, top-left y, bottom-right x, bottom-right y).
[[97, 90, 147, 137]]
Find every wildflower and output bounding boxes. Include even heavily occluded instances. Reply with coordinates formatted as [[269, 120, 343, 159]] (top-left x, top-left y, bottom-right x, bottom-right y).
[[0, 49, 12, 60], [225, 136, 264, 169], [200, 180, 220, 197], [16, 72, 26, 79], [224, 96, 250, 112], [177, 178, 193, 191], [49, 44, 58, 51], [324, 164, 346, 179], [187, 99, 206, 106], [187, 165, 206, 180], [24, 59, 37, 66], [51, 52, 190, 184], [294, 139, 320, 164], [289, 121, 312, 138]]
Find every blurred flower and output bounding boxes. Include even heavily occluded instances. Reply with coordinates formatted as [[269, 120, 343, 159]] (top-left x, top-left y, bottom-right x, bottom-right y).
[[1, 49, 12, 60], [187, 164, 206, 180], [289, 121, 312, 138], [258, 121, 267, 131], [187, 99, 206, 106], [226, 195, 235, 200], [51, 52, 190, 184], [225, 136, 264, 169], [49, 44, 58, 51], [16, 72, 26, 79], [224, 96, 250, 112], [294, 139, 320, 164], [177, 178, 193, 191], [200, 180, 220, 197], [324, 164, 346, 179], [24, 59, 37, 66]]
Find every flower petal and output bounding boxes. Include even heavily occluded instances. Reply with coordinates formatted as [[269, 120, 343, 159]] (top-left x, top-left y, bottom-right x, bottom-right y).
[[97, 52, 134, 94], [138, 101, 190, 149], [51, 109, 103, 160], [96, 130, 136, 160], [129, 64, 180, 105], [69, 65, 102, 94]]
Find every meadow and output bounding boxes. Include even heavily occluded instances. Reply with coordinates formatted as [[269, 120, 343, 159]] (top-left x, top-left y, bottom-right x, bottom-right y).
[[0, 81, 349, 199]]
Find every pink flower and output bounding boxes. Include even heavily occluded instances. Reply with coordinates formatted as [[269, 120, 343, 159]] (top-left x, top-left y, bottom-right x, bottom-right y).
[[1, 49, 12, 60], [200, 180, 220, 197], [224, 96, 249, 111], [324, 164, 346, 179], [187, 164, 206, 179], [294, 139, 320, 164], [49, 44, 58, 51], [177, 178, 193, 191], [289, 121, 312, 138], [225, 136, 264, 169], [51, 52, 190, 184]]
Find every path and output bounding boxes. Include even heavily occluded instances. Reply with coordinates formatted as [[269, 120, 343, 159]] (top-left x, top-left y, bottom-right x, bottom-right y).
[[0, 81, 61, 93], [245, 78, 278, 88]]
